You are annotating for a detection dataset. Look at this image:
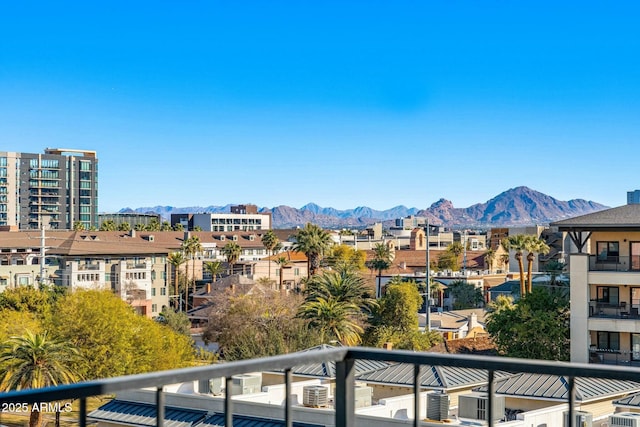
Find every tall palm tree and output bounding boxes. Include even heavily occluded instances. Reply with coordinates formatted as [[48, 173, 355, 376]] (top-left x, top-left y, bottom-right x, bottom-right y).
[[261, 230, 280, 282], [274, 255, 291, 290], [204, 260, 224, 283], [181, 236, 203, 307], [293, 223, 334, 276], [484, 248, 496, 273], [167, 252, 187, 311], [0, 331, 81, 427], [297, 297, 364, 346], [221, 241, 242, 275], [366, 243, 394, 298], [447, 242, 464, 270], [525, 236, 550, 294], [502, 235, 529, 297]]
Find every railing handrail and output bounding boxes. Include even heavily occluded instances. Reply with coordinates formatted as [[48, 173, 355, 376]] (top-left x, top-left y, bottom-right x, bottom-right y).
[[3, 346, 640, 405]]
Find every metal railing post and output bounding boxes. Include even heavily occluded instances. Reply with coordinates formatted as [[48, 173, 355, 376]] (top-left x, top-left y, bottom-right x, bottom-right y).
[[285, 368, 292, 427], [335, 357, 355, 427], [487, 370, 495, 427], [568, 376, 576, 427], [413, 364, 421, 427], [79, 397, 86, 427], [156, 387, 165, 427], [225, 376, 233, 427]]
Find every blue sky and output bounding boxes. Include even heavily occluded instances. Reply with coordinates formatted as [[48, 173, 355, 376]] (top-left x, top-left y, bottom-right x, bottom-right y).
[[2, 2, 639, 212]]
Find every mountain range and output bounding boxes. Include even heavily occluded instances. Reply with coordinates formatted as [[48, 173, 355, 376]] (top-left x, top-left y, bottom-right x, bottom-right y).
[[120, 186, 609, 229]]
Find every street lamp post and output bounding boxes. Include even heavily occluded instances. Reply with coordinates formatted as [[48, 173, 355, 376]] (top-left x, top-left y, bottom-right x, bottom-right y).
[[425, 219, 431, 332]]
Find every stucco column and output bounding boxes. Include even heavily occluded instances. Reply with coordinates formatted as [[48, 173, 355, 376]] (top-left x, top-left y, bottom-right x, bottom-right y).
[[570, 253, 590, 363]]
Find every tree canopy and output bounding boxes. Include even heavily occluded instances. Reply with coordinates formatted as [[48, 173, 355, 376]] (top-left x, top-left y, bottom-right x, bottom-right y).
[[485, 287, 570, 360]]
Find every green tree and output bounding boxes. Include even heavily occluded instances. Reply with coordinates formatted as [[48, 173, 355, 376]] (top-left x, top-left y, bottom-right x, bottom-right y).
[[364, 277, 442, 350], [193, 226, 202, 231], [297, 297, 364, 346], [486, 287, 570, 360], [261, 229, 280, 281], [118, 222, 131, 231], [525, 236, 550, 293], [304, 270, 376, 315], [49, 290, 194, 379], [160, 221, 172, 231], [157, 308, 191, 336], [448, 280, 484, 310], [72, 221, 85, 231], [99, 220, 117, 231], [326, 244, 367, 273], [167, 252, 187, 311], [484, 248, 496, 273], [221, 241, 242, 274], [0, 331, 81, 427], [146, 218, 161, 231], [173, 223, 184, 231], [365, 243, 394, 298], [436, 251, 458, 271], [293, 223, 334, 276], [204, 260, 224, 283], [0, 310, 43, 342], [502, 235, 529, 296]]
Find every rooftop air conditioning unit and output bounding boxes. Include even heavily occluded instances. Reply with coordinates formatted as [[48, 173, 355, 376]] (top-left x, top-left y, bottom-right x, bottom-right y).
[[354, 385, 372, 408], [426, 392, 450, 421], [610, 412, 640, 427], [231, 374, 262, 395], [458, 393, 504, 423], [563, 410, 592, 427], [198, 377, 224, 395], [303, 385, 329, 407]]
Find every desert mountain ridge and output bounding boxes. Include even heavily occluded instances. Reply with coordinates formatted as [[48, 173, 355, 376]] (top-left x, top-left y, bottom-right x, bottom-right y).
[[119, 186, 609, 229]]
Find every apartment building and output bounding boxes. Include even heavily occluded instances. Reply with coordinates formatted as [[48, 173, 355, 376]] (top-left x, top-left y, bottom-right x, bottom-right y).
[[0, 148, 98, 230], [171, 205, 271, 232], [552, 204, 640, 365]]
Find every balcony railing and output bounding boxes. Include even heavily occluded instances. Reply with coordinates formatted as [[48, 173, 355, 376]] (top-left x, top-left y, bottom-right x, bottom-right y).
[[590, 348, 640, 366], [589, 255, 640, 272], [2, 347, 640, 427]]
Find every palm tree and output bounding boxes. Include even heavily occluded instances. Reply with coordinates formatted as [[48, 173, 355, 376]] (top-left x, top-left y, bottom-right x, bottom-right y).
[[525, 236, 550, 294], [484, 248, 496, 273], [204, 260, 224, 284], [502, 235, 529, 297], [446, 241, 464, 270], [221, 241, 242, 275], [366, 243, 394, 298], [297, 297, 364, 346], [0, 331, 80, 427], [305, 270, 376, 314], [261, 230, 280, 281], [167, 252, 187, 311], [99, 220, 117, 231], [181, 235, 203, 307], [293, 223, 334, 276], [117, 222, 131, 231], [274, 255, 291, 290]]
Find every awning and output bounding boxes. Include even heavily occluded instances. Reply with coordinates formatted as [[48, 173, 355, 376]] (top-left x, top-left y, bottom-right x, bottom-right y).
[[89, 400, 207, 427]]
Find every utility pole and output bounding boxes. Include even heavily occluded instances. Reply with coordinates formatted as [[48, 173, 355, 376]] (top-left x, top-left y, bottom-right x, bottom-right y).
[[425, 219, 431, 332]]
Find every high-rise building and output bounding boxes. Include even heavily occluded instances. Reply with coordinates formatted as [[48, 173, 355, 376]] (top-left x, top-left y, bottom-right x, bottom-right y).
[[628, 190, 640, 205], [0, 148, 98, 230]]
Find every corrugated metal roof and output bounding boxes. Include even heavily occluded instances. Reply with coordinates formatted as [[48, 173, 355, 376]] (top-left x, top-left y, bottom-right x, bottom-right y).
[[613, 392, 640, 407], [270, 345, 391, 378], [198, 414, 322, 427], [475, 373, 640, 402], [355, 362, 511, 391], [88, 399, 207, 427]]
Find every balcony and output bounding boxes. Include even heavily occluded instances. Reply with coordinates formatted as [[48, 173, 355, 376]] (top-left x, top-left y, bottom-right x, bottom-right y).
[[590, 348, 640, 367], [126, 262, 148, 269], [78, 263, 101, 271], [2, 347, 640, 427], [589, 255, 640, 272]]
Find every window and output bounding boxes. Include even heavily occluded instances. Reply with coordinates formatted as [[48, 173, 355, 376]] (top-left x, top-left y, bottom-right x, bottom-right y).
[[596, 286, 619, 304], [597, 331, 620, 351], [632, 334, 640, 361], [151, 288, 156, 296], [294, 268, 300, 276], [161, 287, 166, 296], [152, 304, 158, 313], [597, 241, 619, 261]]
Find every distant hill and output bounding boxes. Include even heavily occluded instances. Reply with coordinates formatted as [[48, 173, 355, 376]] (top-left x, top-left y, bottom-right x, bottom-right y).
[[120, 186, 608, 229]]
